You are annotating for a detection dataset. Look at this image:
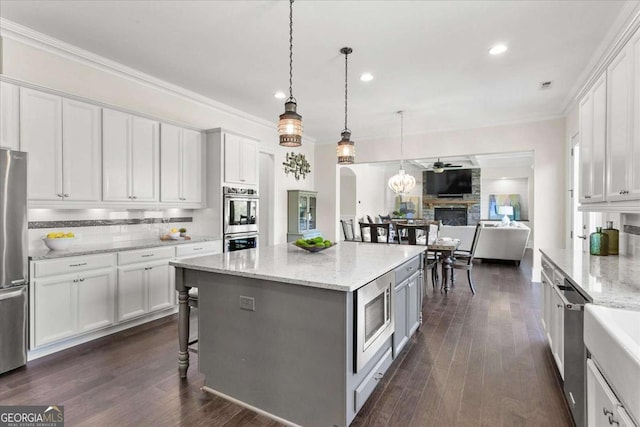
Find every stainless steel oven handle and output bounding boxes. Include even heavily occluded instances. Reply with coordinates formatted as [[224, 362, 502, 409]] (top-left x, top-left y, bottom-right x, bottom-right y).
[[551, 282, 584, 311]]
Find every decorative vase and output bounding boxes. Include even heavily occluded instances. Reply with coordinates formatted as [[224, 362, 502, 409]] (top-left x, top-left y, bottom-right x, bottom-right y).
[[602, 221, 619, 255], [590, 227, 609, 256]]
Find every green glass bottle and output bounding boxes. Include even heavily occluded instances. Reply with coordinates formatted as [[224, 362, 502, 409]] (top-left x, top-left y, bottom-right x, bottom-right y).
[[602, 221, 619, 255], [590, 227, 609, 256]]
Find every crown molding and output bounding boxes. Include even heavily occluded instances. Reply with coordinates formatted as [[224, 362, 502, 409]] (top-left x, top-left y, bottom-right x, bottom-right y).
[[562, 1, 640, 114], [0, 18, 278, 131]]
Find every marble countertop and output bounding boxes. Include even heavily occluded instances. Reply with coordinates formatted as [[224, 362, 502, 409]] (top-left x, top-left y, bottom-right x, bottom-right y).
[[171, 241, 426, 292], [540, 248, 640, 311], [30, 236, 221, 260]]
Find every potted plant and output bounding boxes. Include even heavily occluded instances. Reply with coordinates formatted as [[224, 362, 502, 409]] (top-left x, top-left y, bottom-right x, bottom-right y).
[[179, 227, 187, 237]]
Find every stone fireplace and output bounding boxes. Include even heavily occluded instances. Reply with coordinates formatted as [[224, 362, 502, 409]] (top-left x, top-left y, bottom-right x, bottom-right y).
[[434, 207, 468, 226]]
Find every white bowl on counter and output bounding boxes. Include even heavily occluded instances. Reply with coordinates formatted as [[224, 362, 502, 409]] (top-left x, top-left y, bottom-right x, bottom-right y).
[[43, 237, 75, 250]]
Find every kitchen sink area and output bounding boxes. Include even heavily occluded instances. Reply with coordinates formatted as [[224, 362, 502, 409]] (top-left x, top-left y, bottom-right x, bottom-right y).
[[584, 304, 640, 425]]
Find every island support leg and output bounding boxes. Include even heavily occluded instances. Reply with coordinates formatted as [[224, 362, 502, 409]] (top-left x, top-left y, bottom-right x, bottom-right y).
[[176, 268, 190, 378]]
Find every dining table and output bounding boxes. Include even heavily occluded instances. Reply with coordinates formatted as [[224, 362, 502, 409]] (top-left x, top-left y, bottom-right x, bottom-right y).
[[428, 237, 461, 293]]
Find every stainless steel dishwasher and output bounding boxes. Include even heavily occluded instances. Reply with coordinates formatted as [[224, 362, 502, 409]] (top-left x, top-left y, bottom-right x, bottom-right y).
[[555, 277, 589, 427]]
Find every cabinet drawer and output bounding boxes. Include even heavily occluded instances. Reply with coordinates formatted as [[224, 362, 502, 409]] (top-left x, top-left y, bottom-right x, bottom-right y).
[[354, 348, 393, 413], [175, 241, 221, 258], [34, 253, 116, 278], [395, 257, 421, 285], [118, 246, 175, 265]]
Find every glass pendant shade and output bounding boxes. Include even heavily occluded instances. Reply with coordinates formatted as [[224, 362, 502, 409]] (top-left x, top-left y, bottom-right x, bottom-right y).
[[337, 130, 355, 164], [388, 164, 416, 195], [278, 101, 303, 147]]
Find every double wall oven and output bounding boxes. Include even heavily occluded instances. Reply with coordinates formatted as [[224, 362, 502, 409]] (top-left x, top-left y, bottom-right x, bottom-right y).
[[223, 187, 259, 252]]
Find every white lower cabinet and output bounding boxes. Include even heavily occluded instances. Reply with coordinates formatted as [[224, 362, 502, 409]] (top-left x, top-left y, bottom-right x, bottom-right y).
[[541, 257, 564, 379], [587, 359, 637, 427], [117, 260, 173, 321], [33, 266, 116, 347]]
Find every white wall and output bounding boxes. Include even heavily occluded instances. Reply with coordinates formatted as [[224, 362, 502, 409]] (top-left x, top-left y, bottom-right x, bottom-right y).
[[339, 168, 357, 217], [316, 118, 566, 280], [2, 35, 315, 245]]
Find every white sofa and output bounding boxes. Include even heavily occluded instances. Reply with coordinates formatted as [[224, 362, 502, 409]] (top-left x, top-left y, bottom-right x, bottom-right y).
[[440, 222, 530, 265]]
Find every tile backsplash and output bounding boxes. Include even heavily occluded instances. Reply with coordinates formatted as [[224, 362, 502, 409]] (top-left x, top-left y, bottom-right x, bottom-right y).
[[28, 209, 197, 252]]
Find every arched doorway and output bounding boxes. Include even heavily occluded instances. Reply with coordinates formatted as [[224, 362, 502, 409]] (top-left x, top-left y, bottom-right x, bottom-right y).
[[339, 167, 357, 238]]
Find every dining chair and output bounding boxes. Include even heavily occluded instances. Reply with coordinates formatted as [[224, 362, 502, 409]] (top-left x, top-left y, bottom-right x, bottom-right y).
[[340, 219, 356, 241], [451, 223, 482, 294], [366, 215, 375, 224], [359, 222, 390, 243], [395, 223, 439, 288]]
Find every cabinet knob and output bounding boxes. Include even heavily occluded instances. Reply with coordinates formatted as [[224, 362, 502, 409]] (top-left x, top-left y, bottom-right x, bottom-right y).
[[374, 372, 384, 380], [584, 195, 591, 199], [57, 193, 63, 198], [79, 278, 85, 282], [132, 196, 137, 199], [64, 193, 69, 197]]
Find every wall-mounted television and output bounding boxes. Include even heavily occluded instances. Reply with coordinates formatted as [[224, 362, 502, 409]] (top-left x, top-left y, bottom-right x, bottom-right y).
[[425, 169, 473, 196]]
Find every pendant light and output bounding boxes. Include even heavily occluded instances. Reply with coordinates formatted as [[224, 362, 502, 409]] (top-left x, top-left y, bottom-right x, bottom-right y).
[[387, 111, 416, 195], [278, 0, 303, 147], [337, 47, 355, 164]]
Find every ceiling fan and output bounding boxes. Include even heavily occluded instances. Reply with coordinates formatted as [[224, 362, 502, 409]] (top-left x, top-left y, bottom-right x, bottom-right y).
[[429, 158, 464, 173]]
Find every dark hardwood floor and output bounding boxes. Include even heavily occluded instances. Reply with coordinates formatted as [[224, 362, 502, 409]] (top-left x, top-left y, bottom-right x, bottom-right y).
[[0, 250, 573, 426]]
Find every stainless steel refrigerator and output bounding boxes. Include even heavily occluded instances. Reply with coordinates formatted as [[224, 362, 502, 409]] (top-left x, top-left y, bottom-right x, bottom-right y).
[[0, 148, 28, 374]]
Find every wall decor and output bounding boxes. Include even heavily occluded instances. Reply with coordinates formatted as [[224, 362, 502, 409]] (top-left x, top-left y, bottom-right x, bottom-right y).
[[283, 152, 311, 181], [488, 194, 523, 220]]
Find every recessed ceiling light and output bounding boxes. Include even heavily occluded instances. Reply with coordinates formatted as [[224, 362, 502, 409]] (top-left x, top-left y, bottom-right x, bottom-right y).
[[489, 44, 508, 55], [274, 91, 286, 99], [360, 73, 374, 82]]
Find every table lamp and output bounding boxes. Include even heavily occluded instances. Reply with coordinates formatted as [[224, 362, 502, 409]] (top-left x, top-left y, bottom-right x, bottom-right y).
[[497, 205, 514, 225]]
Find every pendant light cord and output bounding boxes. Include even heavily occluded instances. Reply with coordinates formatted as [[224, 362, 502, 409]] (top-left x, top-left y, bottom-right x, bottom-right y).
[[288, 0, 294, 102], [399, 111, 404, 168], [344, 51, 349, 131]]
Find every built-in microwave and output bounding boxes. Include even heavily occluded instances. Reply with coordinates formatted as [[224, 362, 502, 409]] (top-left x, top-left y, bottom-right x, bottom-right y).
[[355, 270, 395, 372], [224, 187, 258, 235]]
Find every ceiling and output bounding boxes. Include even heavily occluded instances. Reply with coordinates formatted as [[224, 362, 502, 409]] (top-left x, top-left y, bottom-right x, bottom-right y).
[[370, 151, 534, 170], [0, 1, 628, 142]]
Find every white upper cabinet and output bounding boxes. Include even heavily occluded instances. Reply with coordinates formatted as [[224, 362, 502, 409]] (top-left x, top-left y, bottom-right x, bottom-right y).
[[160, 124, 202, 204], [103, 108, 159, 202], [606, 44, 634, 201], [0, 81, 20, 150], [579, 26, 640, 207], [20, 88, 63, 201], [182, 129, 202, 203], [224, 133, 257, 186], [62, 99, 101, 202], [20, 89, 100, 203], [579, 73, 606, 203], [131, 116, 159, 202]]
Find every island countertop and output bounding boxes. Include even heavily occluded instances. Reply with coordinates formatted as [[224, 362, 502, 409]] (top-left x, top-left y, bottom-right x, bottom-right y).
[[540, 248, 640, 311], [170, 241, 426, 292]]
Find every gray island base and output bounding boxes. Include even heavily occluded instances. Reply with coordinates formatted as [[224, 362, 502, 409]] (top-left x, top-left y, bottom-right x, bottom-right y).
[[172, 242, 426, 427]]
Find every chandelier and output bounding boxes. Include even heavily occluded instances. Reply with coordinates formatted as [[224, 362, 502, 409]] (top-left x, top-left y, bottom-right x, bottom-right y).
[[387, 111, 416, 195], [278, 0, 303, 147], [337, 47, 355, 164]]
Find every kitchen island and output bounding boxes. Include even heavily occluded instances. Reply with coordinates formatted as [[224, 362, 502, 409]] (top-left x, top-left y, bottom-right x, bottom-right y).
[[171, 242, 426, 427]]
